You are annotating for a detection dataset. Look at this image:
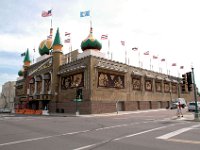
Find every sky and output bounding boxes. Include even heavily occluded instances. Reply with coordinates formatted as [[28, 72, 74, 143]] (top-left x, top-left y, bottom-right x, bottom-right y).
[[0, 0, 200, 93]]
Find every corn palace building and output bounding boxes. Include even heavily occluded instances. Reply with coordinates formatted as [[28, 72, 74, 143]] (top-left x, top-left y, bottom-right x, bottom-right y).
[[15, 27, 194, 114]]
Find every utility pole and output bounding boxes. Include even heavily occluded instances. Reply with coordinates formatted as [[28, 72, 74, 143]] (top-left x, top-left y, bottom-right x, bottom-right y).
[[191, 67, 199, 120]]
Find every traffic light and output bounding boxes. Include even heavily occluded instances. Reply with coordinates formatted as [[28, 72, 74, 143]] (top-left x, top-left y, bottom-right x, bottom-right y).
[[186, 72, 192, 84], [182, 74, 186, 84], [76, 88, 83, 99], [187, 72, 193, 91], [181, 74, 186, 92]]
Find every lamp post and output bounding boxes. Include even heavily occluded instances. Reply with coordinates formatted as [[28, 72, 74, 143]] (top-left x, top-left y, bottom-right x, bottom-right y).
[[191, 67, 199, 120], [75, 84, 79, 116]]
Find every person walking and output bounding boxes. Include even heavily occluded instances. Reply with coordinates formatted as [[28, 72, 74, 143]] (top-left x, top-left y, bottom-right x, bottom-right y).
[[177, 101, 183, 117]]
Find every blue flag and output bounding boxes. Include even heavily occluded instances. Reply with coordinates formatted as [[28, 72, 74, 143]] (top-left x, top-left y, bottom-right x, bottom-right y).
[[21, 52, 26, 57], [80, 10, 90, 17]]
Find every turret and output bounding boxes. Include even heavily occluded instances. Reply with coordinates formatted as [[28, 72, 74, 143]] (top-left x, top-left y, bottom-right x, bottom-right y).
[[51, 28, 63, 106]]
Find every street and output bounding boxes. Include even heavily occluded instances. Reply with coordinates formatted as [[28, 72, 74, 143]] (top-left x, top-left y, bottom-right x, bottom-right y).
[[0, 109, 200, 150]]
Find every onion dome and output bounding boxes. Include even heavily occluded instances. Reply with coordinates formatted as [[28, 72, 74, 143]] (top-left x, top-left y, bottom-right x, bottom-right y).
[[18, 70, 23, 76], [81, 27, 102, 51], [39, 38, 52, 55], [39, 28, 53, 56]]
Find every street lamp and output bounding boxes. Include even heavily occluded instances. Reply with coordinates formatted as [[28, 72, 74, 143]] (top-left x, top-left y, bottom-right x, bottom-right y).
[[75, 84, 80, 116], [191, 67, 199, 120]]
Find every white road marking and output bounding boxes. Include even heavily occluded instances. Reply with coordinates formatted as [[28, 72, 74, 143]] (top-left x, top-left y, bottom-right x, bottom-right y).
[[114, 125, 172, 141], [0, 130, 89, 147], [73, 140, 110, 150], [156, 124, 200, 140], [73, 124, 174, 150]]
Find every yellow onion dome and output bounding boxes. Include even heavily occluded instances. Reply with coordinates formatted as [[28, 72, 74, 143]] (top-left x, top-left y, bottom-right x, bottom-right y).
[[38, 38, 52, 56]]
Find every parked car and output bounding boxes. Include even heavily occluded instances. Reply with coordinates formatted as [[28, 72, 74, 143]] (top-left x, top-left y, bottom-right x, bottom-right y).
[[188, 101, 200, 112], [170, 98, 187, 109]]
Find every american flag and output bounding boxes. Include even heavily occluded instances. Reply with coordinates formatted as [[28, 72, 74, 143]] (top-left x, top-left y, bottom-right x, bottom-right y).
[[153, 55, 158, 59], [161, 58, 165, 62], [65, 32, 71, 36], [41, 9, 52, 17], [47, 35, 52, 39], [101, 35, 108, 40], [172, 63, 176, 66], [132, 47, 138, 51], [144, 51, 149, 55], [121, 41, 125, 46], [64, 39, 70, 43]]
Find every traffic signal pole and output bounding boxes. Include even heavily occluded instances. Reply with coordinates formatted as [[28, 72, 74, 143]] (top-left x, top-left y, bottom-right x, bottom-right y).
[[191, 67, 199, 120]]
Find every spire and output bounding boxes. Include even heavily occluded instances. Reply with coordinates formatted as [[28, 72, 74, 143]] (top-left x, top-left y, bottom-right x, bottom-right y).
[[23, 48, 31, 63], [52, 28, 63, 50], [23, 48, 31, 67]]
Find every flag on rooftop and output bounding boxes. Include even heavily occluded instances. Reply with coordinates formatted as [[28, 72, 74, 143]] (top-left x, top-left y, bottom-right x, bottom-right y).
[[80, 10, 90, 17], [21, 52, 26, 57], [101, 35, 108, 40], [132, 47, 138, 51], [161, 58, 165, 62], [144, 51, 149, 55], [172, 63, 176, 66], [64, 39, 71, 43], [153, 55, 158, 59], [41, 9, 52, 17], [121, 41, 125, 46], [180, 66, 184, 69], [47, 35, 52, 39], [65, 32, 71, 36]]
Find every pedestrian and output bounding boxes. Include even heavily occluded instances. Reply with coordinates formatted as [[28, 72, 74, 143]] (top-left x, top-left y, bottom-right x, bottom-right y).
[[177, 101, 183, 117]]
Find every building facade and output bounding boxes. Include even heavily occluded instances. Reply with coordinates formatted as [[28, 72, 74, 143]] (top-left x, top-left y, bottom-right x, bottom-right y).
[[0, 81, 16, 112], [15, 27, 194, 114]]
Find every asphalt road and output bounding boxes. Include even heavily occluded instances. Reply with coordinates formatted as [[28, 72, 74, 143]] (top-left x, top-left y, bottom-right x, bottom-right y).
[[0, 109, 200, 150]]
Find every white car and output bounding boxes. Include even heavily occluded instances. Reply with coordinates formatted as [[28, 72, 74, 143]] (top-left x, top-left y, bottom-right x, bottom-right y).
[[188, 101, 200, 112], [170, 98, 187, 109]]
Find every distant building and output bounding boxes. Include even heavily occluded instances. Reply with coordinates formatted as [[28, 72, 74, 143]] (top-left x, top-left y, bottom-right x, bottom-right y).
[[15, 27, 193, 114], [0, 81, 16, 112]]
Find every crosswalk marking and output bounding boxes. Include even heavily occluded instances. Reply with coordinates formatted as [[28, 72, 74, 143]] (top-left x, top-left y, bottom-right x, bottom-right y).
[[156, 124, 200, 140]]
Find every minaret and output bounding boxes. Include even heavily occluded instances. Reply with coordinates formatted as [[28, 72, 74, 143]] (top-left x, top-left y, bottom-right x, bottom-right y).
[[51, 28, 63, 104], [23, 48, 31, 78]]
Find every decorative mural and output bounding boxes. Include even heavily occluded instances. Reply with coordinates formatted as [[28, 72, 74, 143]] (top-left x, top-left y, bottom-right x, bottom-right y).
[[164, 82, 170, 92], [98, 72, 124, 89], [172, 84, 177, 93], [132, 77, 141, 90], [155, 81, 162, 92], [145, 79, 153, 91], [61, 72, 84, 90]]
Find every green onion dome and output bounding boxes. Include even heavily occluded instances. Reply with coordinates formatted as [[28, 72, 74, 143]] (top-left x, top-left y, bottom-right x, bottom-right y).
[[39, 38, 52, 56], [18, 70, 23, 76], [81, 27, 102, 51]]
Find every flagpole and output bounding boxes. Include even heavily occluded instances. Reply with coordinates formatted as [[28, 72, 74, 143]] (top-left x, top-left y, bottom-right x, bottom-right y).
[[125, 47, 127, 64], [108, 38, 110, 59], [166, 60, 168, 75], [150, 58, 151, 70], [138, 50, 140, 67], [50, 8, 53, 28]]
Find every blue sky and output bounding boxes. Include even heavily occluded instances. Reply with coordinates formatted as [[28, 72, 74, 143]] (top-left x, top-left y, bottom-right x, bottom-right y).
[[1, 0, 200, 92]]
